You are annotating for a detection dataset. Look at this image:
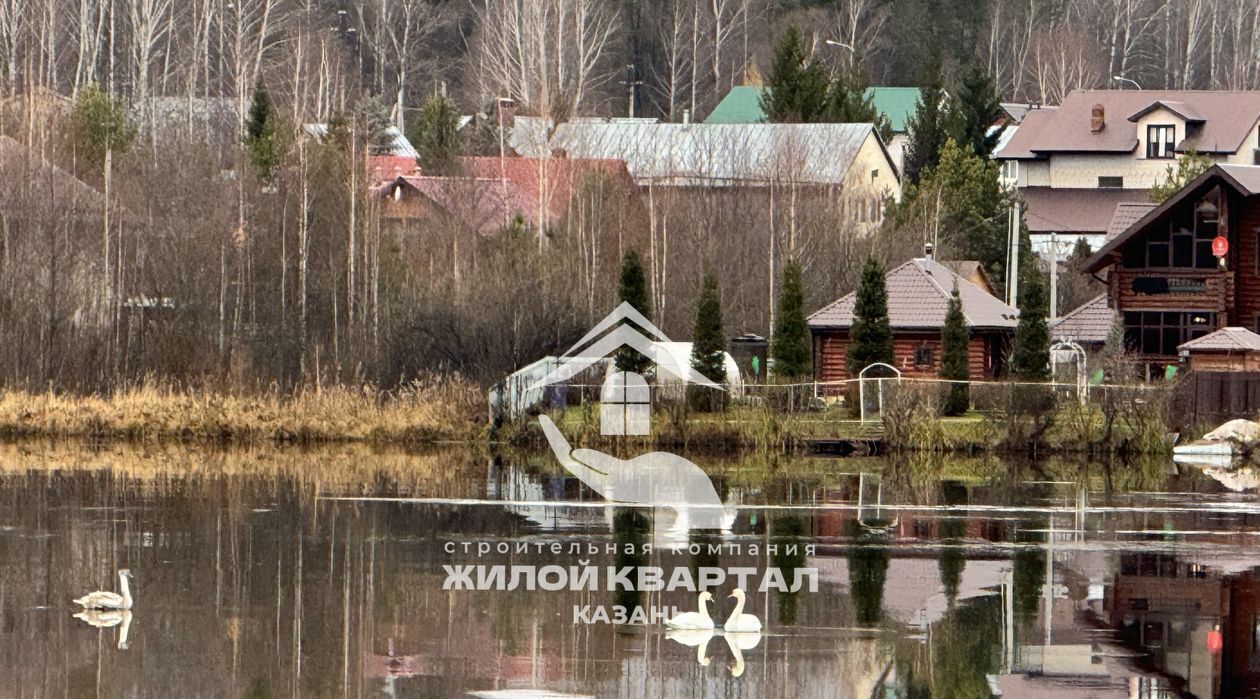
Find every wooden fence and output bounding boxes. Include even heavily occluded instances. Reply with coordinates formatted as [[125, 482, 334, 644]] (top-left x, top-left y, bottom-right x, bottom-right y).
[[1172, 371, 1260, 429]]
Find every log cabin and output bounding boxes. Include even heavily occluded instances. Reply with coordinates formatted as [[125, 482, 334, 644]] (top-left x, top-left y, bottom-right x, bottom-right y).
[[807, 258, 1019, 393], [1080, 164, 1260, 373]]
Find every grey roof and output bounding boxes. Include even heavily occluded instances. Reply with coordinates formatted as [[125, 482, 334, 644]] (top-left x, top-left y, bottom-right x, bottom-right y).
[[1051, 295, 1114, 344], [1023, 187, 1149, 234], [304, 123, 418, 158], [1178, 327, 1260, 352], [511, 117, 890, 186], [808, 258, 1019, 331], [997, 90, 1260, 158], [1105, 202, 1158, 242], [1083, 164, 1260, 273]]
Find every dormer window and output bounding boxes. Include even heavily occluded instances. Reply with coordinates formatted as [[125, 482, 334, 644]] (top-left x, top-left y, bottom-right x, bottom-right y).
[[1147, 125, 1176, 159]]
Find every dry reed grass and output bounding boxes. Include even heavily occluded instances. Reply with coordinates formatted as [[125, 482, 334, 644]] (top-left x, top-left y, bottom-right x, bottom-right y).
[[0, 375, 484, 445]]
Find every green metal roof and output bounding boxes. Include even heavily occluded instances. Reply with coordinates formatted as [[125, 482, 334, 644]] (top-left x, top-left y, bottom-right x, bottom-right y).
[[703, 85, 922, 133]]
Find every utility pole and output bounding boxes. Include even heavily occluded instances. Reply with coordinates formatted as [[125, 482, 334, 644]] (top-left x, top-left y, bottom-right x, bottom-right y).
[[1049, 232, 1058, 319], [622, 64, 642, 118], [1008, 198, 1021, 307]]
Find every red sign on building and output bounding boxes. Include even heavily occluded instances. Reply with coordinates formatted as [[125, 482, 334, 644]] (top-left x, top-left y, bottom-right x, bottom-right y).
[[1213, 235, 1229, 257]]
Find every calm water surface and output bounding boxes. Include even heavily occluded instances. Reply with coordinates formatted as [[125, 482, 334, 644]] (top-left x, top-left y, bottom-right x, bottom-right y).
[[0, 444, 1258, 698]]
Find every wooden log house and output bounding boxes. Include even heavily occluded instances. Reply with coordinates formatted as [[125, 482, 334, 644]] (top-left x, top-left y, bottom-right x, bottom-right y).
[[807, 258, 1019, 393], [1081, 165, 1260, 370]]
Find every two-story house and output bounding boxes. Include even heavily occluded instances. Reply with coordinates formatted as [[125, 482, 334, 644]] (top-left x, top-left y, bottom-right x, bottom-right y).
[[1079, 163, 1260, 372], [997, 90, 1260, 256]]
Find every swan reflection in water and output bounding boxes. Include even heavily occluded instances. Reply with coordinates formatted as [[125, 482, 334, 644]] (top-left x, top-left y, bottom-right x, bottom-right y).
[[723, 631, 761, 678], [73, 609, 133, 650]]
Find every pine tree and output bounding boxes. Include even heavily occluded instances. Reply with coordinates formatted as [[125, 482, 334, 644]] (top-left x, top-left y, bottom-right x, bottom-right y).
[[902, 67, 949, 184], [940, 282, 971, 416], [825, 57, 892, 142], [689, 273, 727, 410], [1011, 267, 1051, 381], [759, 26, 830, 123], [72, 85, 136, 167], [953, 64, 1002, 157], [410, 93, 461, 174], [244, 82, 286, 182], [771, 259, 810, 378], [616, 250, 652, 374], [847, 257, 894, 374]]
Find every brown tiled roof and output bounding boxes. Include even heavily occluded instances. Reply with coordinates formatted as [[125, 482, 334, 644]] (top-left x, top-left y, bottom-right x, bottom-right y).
[[995, 107, 1057, 158], [1178, 327, 1260, 352], [1082, 164, 1260, 273], [1051, 295, 1114, 344], [997, 90, 1260, 158], [1023, 187, 1149, 234], [939, 260, 995, 296], [808, 258, 1019, 330], [1105, 202, 1158, 242]]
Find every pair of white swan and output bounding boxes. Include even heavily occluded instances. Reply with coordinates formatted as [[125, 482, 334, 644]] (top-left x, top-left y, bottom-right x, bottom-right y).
[[664, 588, 762, 633]]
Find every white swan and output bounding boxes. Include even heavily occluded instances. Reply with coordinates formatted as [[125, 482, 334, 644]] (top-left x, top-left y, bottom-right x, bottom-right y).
[[666, 627, 715, 666], [73, 569, 134, 610], [723, 588, 762, 633], [665, 591, 714, 630]]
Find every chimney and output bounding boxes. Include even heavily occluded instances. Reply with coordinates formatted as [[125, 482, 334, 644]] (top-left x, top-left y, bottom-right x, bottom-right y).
[[682, 109, 691, 125], [1090, 103, 1105, 134], [496, 98, 516, 128], [924, 242, 935, 260]]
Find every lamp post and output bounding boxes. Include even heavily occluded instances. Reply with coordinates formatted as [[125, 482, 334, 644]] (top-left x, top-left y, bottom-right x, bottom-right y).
[[1112, 75, 1142, 90]]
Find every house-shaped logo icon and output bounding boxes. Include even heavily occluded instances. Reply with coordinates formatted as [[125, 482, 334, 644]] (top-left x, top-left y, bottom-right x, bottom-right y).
[[529, 302, 721, 435]]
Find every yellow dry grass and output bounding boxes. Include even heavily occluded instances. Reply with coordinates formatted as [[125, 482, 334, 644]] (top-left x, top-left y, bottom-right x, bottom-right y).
[[0, 376, 485, 445]]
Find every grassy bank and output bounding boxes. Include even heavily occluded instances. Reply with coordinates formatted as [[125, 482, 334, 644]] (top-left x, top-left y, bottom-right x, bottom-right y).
[[0, 377, 485, 445]]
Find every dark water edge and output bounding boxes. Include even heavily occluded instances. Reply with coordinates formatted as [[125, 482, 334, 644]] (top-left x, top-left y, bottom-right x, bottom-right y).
[[0, 444, 1256, 697]]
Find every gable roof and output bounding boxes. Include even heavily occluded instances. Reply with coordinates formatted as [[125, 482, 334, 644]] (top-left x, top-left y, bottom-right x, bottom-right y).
[[1178, 326, 1260, 352], [807, 258, 1019, 330], [514, 119, 892, 186], [703, 85, 922, 132], [1082, 164, 1260, 273], [938, 260, 996, 296], [304, 123, 418, 158], [1051, 295, 1114, 344], [1105, 202, 1158, 242], [996, 90, 1260, 158]]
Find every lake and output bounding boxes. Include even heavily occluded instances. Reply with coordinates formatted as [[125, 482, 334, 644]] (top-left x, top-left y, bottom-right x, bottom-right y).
[[0, 442, 1256, 698]]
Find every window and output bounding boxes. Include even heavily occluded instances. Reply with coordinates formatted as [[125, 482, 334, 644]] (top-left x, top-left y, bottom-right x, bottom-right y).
[[870, 168, 879, 181], [600, 371, 650, 435], [1098, 176, 1124, 188], [1122, 193, 1221, 269], [913, 346, 934, 368], [1123, 311, 1213, 356], [1147, 124, 1176, 159]]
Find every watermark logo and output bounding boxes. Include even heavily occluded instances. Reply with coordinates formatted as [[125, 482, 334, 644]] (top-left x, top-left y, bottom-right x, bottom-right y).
[[530, 302, 732, 532]]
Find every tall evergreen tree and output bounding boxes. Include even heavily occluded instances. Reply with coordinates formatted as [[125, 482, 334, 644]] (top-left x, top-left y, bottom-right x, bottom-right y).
[[1011, 268, 1051, 380], [847, 257, 894, 373], [410, 93, 461, 174], [759, 26, 830, 123], [902, 67, 949, 184], [953, 64, 1002, 157], [940, 282, 970, 415], [825, 57, 893, 142], [771, 259, 810, 378], [72, 85, 136, 168], [616, 250, 652, 374], [244, 82, 286, 182], [689, 272, 727, 391]]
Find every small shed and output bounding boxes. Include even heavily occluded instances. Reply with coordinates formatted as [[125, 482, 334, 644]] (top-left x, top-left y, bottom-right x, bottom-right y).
[[1178, 327, 1260, 372]]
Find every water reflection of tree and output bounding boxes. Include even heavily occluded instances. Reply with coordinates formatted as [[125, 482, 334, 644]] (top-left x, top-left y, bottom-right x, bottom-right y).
[[846, 520, 890, 627], [1012, 521, 1046, 621], [613, 507, 650, 613], [898, 595, 1002, 698], [937, 481, 968, 606], [770, 515, 808, 625]]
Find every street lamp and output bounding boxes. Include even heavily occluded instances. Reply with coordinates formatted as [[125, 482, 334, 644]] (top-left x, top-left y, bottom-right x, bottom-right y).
[[1112, 75, 1142, 90]]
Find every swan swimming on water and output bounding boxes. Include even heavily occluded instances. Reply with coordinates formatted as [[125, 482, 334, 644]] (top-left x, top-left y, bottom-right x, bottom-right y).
[[73, 569, 134, 610], [723, 588, 762, 633], [664, 591, 714, 630]]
